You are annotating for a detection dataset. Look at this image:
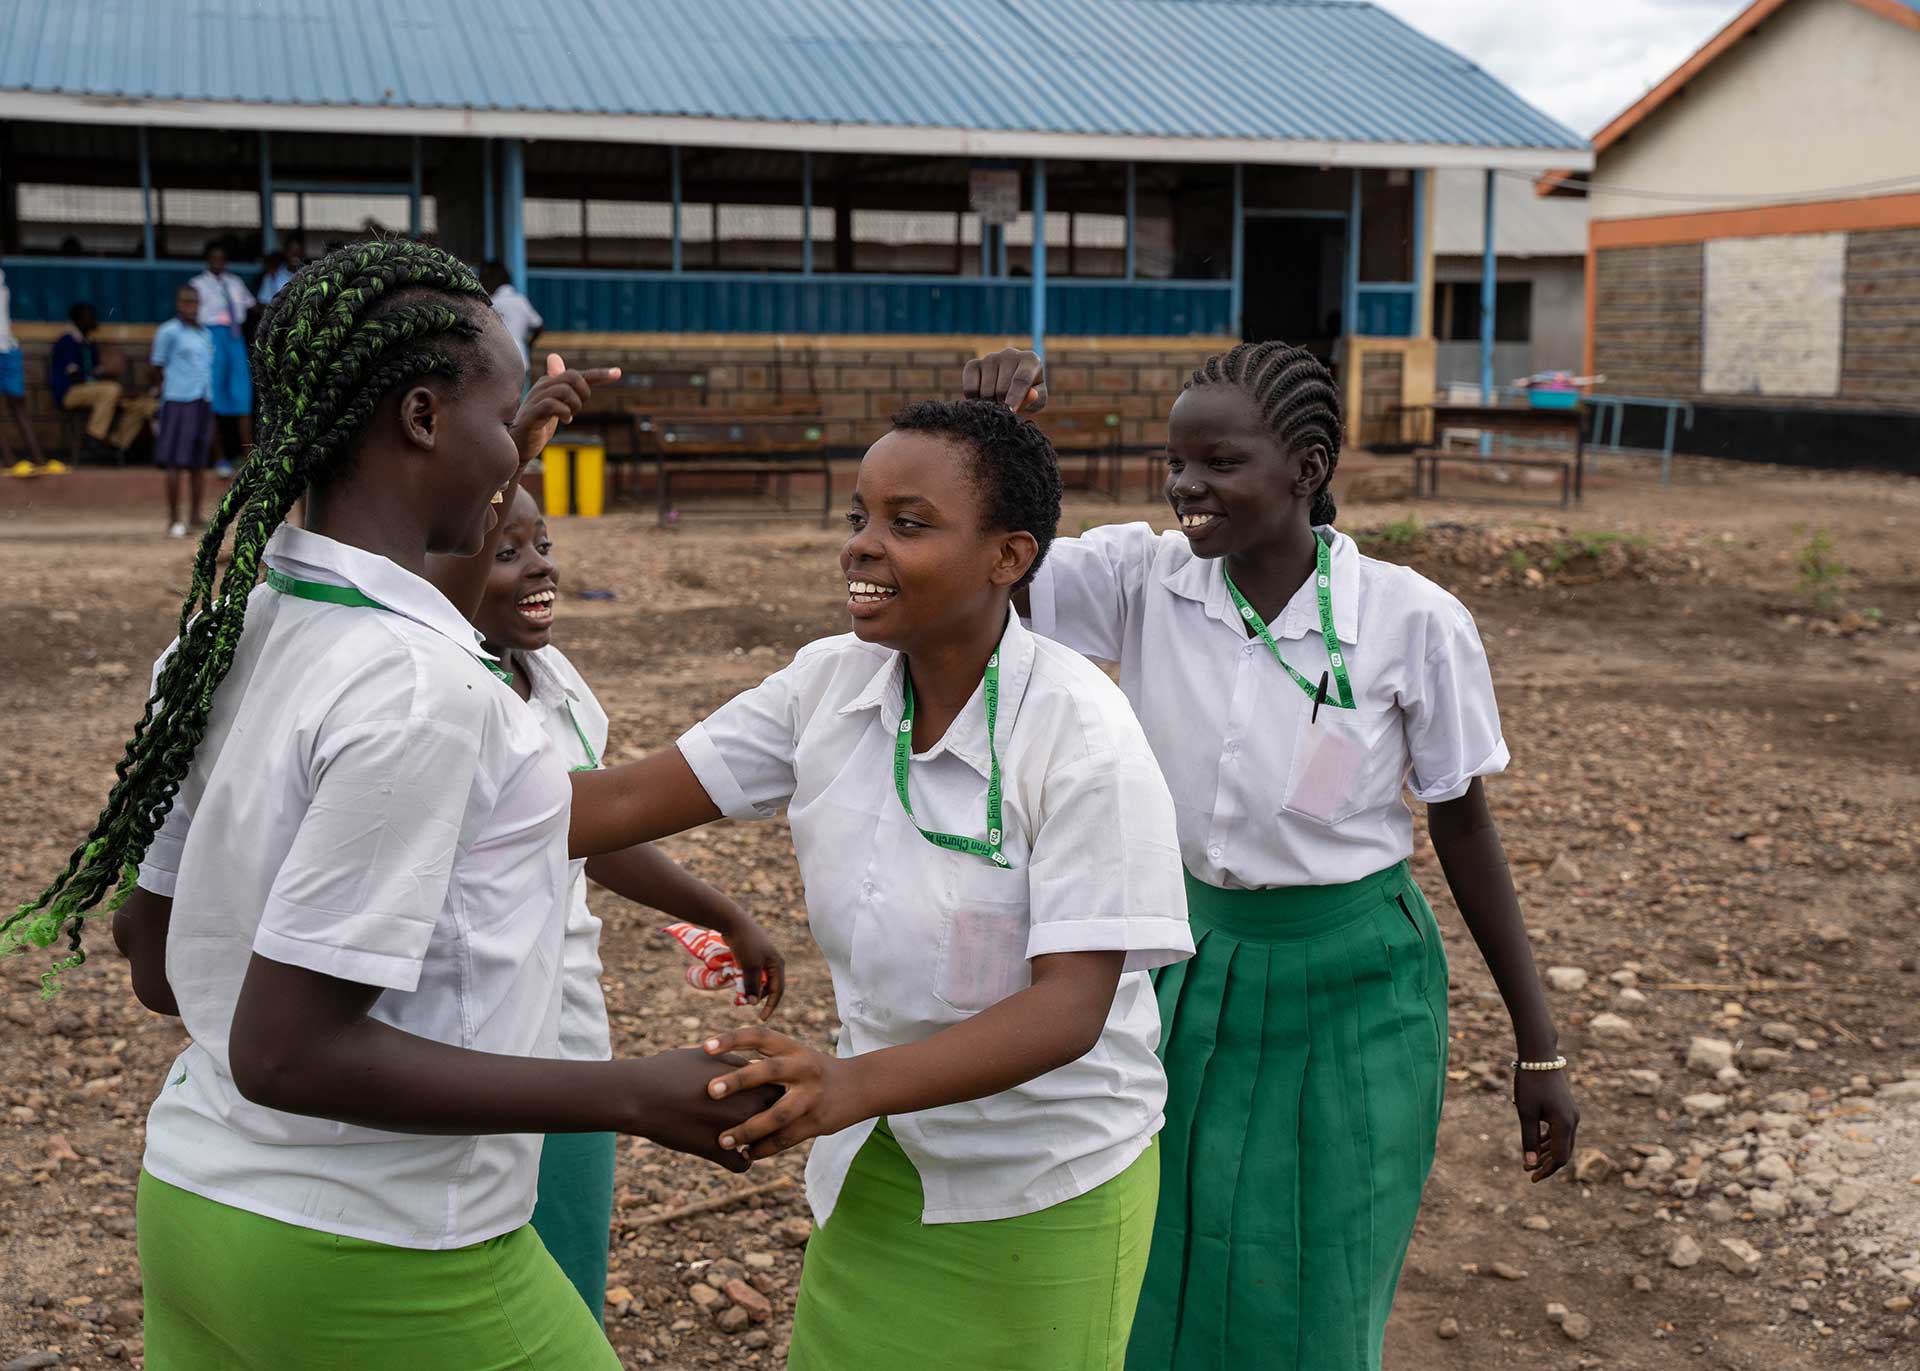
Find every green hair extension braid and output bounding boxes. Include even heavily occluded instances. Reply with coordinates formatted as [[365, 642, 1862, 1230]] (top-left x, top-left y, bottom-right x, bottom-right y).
[[3, 239, 489, 995]]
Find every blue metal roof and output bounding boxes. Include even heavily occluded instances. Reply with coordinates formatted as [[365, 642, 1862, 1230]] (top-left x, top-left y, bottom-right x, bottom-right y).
[[0, 0, 1586, 152]]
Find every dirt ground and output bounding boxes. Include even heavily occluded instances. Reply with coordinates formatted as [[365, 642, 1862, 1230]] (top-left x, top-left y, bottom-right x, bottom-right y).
[[1, 450, 1917, 1370]]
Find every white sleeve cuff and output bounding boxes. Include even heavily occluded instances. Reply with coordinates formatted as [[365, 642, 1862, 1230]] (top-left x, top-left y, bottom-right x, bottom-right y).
[[1024, 562, 1058, 641], [252, 924, 425, 993], [1027, 915, 1195, 976], [135, 865, 179, 897], [1411, 737, 1511, 803], [676, 725, 771, 822]]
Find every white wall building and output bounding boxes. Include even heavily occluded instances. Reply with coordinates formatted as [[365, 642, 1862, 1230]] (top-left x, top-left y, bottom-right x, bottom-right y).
[[1431, 169, 1587, 390]]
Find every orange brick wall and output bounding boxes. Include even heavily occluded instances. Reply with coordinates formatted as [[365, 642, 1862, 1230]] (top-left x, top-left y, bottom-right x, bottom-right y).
[[541, 334, 1238, 452], [6, 326, 1239, 463]]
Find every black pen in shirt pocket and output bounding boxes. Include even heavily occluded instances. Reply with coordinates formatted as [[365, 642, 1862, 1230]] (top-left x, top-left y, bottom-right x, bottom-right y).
[[1311, 670, 1329, 724]]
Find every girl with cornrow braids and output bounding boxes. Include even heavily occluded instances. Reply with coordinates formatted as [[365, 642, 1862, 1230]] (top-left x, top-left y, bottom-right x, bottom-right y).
[[964, 343, 1579, 1371], [3, 239, 776, 1370]]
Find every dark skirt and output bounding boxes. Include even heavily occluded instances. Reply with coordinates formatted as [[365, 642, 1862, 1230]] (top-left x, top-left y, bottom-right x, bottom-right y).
[[530, 1131, 617, 1324], [1127, 861, 1449, 1371], [154, 399, 213, 470]]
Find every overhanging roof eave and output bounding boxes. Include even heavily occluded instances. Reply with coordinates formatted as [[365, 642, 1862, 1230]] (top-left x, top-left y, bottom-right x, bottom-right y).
[[0, 90, 1595, 173]]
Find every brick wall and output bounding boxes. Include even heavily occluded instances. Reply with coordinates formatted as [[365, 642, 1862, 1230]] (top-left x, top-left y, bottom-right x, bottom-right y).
[[4, 328, 1234, 464], [1592, 243, 1704, 397], [1842, 228, 1920, 408], [1594, 229, 1920, 412], [541, 335, 1224, 453]]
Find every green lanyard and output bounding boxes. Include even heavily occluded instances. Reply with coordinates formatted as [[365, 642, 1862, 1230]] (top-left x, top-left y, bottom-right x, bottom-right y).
[[265, 567, 385, 611], [563, 699, 600, 772], [894, 653, 1009, 868], [265, 567, 513, 685], [1221, 534, 1355, 711]]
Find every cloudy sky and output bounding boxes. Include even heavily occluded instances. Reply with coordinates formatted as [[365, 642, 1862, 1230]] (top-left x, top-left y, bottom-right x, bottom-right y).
[[1373, 0, 1748, 137]]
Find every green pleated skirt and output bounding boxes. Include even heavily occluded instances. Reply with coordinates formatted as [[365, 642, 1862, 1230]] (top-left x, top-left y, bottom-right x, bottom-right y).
[[789, 1119, 1160, 1371], [1126, 861, 1449, 1371], [530, 1131, 617, 1323]]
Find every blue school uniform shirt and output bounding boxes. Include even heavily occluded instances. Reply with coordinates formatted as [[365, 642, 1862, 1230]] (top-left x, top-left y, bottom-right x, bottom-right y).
[[150, 318, 215, 403], [49, 332, 98, 406]]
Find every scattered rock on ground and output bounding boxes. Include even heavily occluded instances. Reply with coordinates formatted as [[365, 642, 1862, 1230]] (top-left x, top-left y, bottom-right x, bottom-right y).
[[1715, 1238, 1764, 1276], [1589, 1012, 1636, 1041], [1688, 1037, 1736, 1075], [1669, 1235, 1704, 1269]]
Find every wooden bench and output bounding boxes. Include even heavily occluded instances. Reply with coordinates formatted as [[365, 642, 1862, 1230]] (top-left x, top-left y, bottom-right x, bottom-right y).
[[646, 412, 833, 527], [1408, 449, 1575, 508], [573, 368, 710, 500], [1391, 401, 1587, 503], [1032, 407, 1126, 500]]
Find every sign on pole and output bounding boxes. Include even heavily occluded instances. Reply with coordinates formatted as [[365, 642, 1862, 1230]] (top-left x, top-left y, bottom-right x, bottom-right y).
[[969, 170, 1020, 226]]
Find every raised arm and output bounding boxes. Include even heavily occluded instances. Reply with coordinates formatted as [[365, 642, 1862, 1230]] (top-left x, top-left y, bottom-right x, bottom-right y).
[[962, 347, 1049, 414], [426, 354, 620, 620]]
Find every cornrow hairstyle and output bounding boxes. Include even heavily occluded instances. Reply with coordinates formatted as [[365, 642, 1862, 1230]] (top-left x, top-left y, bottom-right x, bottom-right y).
[[1186, 341, 1345, 525], [889, 399, 1063, 591], [3, 238, 493, 995]]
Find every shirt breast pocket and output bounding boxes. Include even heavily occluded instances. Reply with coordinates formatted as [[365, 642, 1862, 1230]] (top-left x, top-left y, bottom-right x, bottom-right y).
[[1280, 704, 1395, 827], [932, 866, 1032, 1016]]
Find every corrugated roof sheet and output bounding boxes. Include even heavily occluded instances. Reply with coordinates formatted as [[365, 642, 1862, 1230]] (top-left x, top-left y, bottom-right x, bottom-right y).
[[1432, 169, 1587, 257], [0, 0, 1585, 152]]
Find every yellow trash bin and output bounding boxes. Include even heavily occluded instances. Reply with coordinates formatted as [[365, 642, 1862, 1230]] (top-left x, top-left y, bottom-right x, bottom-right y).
[[537, 436, 607, 518], [539, 449, 570, 519], [569, 440, 606, 518]]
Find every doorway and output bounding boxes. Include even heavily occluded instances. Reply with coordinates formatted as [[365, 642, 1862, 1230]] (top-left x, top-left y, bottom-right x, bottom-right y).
[[1242, 216, 1346, 363]]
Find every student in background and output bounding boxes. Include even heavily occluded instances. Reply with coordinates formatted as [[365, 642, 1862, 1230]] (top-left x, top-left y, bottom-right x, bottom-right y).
[[482, 260, 543, 374], [149, 286, 216, 537], [258, 236, 305, 305], [51, 302, 157, 462], [0, 266, 50, 472], [189, 240, 257, 475]]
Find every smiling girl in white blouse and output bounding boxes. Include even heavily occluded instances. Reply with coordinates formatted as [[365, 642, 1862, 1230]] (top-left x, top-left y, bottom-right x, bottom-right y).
[[566, 399, 1193, 1370]]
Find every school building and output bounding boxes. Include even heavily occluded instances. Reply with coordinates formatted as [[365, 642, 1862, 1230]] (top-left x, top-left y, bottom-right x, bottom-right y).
[[1545, 0, 1920, 473], [0, 0, 1588, 460], [1431, 168, 1587, 393]]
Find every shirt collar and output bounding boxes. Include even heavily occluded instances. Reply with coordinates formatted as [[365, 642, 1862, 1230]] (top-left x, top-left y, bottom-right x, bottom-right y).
[[836, 609, 1036, 779], [1159, 525, 1359, 645], [520, 646, 582, 705], [263, 525, 499, 664]]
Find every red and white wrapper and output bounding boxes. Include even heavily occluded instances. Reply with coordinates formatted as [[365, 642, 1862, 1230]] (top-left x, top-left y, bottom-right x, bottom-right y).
[[661, 922, 750, 1006]]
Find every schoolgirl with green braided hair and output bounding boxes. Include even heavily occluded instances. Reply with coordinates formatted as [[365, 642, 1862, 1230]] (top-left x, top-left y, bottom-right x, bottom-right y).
[[3, 239, 777, 1371]]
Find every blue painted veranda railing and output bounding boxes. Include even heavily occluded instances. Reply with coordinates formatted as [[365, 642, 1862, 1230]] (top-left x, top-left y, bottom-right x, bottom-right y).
[[1, 258, 1236, 337]]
